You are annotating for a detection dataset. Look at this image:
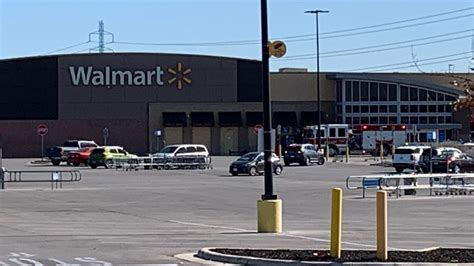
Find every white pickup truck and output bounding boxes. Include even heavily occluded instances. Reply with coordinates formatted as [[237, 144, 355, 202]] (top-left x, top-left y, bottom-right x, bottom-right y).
[[45, 140, 98, 166], [392, 145, 462, 173], [392, 146, 430, 173]]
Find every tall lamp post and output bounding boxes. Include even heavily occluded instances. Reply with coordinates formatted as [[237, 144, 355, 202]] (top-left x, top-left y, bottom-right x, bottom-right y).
[[257, 0, 282, 234], [305, 10, 329, 150]]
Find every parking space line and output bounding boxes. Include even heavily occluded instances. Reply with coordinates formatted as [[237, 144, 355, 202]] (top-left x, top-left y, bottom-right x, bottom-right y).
[[167, 220, 249, 232], [167, 219, 409, 250]]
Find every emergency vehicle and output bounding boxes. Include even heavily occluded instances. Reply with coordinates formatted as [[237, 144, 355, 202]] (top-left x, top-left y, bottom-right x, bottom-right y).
[[353, 124, 407, 156], [303, 124, 349, 156]]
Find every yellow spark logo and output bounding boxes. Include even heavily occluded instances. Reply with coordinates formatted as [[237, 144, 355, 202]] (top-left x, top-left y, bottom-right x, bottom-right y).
[[167, 62, 192, 90]]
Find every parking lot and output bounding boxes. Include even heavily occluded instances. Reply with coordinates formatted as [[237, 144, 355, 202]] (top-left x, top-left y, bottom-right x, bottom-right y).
[[0, 157, 473, 265]]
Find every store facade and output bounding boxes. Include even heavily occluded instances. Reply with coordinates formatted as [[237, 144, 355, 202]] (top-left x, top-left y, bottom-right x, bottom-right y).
[[0, 53, 469, 157]]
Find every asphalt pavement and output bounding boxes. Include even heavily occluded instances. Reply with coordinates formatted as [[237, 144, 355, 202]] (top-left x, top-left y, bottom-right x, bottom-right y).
[[0, 156, 472, 265]]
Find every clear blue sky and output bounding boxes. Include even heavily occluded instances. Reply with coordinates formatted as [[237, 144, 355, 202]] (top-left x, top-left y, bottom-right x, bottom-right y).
[[1, 0, 473, 72]]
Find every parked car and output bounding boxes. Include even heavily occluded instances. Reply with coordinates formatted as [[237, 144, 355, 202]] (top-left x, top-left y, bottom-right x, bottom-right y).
[[67, 147, 95, 166], [418, 147, 463, 173], [150, 144, 210, 168], [88, 146, 137, 169], [392, 146, 430, 173], [229, 152, 283, 176], [45, 140, 98, 166], [430, 152, 474, 173], [283, 144, 324, 166]]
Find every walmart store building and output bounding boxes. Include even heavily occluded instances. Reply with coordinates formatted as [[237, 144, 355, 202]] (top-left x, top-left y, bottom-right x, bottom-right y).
[[0, 53, 471, 157]]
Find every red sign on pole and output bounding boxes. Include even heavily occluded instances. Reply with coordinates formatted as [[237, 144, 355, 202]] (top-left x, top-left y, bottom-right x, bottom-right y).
[[37, 124, 48, 136], [254, 124, 263, 135]]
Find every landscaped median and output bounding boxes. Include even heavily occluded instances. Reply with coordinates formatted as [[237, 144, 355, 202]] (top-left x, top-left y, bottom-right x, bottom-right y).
[[196, 247, 474, 265]]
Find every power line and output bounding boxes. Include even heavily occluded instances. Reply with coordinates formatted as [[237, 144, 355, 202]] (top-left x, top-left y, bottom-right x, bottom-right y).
[[345, 51, 473, 72], [283, 29, 473, 58], [109, 13, 473, 47], [319, 14, 473, 40], [284, 7, 474, 39], [45, 41, 91, 54], [370, 56, 470, 72], [275, 35, 472, 61]]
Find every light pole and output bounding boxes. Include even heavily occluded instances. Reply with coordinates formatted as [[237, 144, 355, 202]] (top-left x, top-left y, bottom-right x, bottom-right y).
[[260, 0, 276, 201], [256, 0, 281, 234], [305, 10, 329, 150]]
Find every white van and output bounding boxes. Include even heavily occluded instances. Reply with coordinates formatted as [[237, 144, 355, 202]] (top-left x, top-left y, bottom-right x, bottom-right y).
[[152, 144, 210, 168]]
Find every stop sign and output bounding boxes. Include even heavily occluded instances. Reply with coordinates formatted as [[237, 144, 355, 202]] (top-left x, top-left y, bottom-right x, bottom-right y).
[[254, 124, 263, 135], [37, 124, 48, 136]]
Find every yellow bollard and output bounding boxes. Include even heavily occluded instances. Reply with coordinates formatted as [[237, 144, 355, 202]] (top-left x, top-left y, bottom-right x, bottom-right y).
[[326, 145, 329, 162], [380, 144, 384, 162], [345, 146, 349, 163], [330, 188, 343, 258], [376, 191, 388, 260], [257, 199, 282, 233]]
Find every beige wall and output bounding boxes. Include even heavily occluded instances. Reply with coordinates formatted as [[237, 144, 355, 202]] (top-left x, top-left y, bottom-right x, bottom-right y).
[[270, 73, 336, 101]]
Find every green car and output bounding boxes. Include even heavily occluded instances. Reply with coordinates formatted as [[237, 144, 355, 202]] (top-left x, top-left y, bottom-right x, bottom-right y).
[[88, 146, 138, 169]]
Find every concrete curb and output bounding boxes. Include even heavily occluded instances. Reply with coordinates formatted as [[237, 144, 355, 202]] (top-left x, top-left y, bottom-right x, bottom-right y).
[[196, 247, 471, 265]]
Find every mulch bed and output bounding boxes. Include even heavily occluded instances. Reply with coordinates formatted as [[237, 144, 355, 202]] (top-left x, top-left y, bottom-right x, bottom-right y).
[[212, 248, 474, 263]]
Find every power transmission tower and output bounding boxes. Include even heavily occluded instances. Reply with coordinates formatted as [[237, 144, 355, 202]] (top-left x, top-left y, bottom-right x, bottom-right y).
[[89, 20, 114, 53]]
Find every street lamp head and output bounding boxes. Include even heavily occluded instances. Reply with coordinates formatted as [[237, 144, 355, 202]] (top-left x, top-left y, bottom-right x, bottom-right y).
[[305, 10, 329, 14]]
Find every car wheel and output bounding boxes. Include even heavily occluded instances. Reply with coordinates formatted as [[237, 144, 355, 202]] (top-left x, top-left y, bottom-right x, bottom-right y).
[[104, 159, 114, 169], [453, 165, 461, 174], [284, 161, 290, 166], [231, 172, 238, 176], [249, 167, 257, 176], [317, 157, 325, 165], [90, 164, 97, 169], [73, 162, 80, 167], [51, 160, 60, 166], [304, 157, 311, 166], [274, 166, 283, 175], [395, 167, 404, 173]]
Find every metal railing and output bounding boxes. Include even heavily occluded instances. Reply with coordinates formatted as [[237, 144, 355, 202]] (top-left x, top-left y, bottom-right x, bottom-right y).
[[0, 168, 82, 190], [346, 173, 474, 198], [112, 155, 213, 170]]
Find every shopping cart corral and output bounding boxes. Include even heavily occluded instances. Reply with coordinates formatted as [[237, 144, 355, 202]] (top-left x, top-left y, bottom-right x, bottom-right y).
[[112, 155, 212, 170], [346, 173, 474, 198], [151, 155, 212, 170]]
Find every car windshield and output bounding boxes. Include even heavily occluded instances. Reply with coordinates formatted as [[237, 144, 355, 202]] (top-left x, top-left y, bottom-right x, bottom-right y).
[[63, 141, 78, 147], [287, 146, 302, 152], [395, 148, 416, 154], [159, 146, 178, 153], [238, 153, 260, 161]]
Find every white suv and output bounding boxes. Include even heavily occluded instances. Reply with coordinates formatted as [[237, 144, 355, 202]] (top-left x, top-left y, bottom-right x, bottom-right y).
[[152, 144, 210, 168], [392, 146, 430, 173]]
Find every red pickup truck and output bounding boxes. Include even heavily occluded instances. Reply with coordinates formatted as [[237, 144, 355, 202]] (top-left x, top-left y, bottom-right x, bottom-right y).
[[45, 140, 98, 166]]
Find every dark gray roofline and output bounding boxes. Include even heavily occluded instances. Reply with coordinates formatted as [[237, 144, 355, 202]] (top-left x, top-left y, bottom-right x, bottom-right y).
[[326, 73, 462, 96], [0, 52, 261, 64]]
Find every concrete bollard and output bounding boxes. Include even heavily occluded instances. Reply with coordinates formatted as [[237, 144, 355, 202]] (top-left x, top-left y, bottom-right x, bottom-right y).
[[330, 188, 343, 258], [257, 199, 282, 233], [376, 191, 388, 260]]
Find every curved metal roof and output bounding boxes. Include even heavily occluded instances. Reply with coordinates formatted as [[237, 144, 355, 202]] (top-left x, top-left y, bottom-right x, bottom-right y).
[[327, 73, 463, 96]]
